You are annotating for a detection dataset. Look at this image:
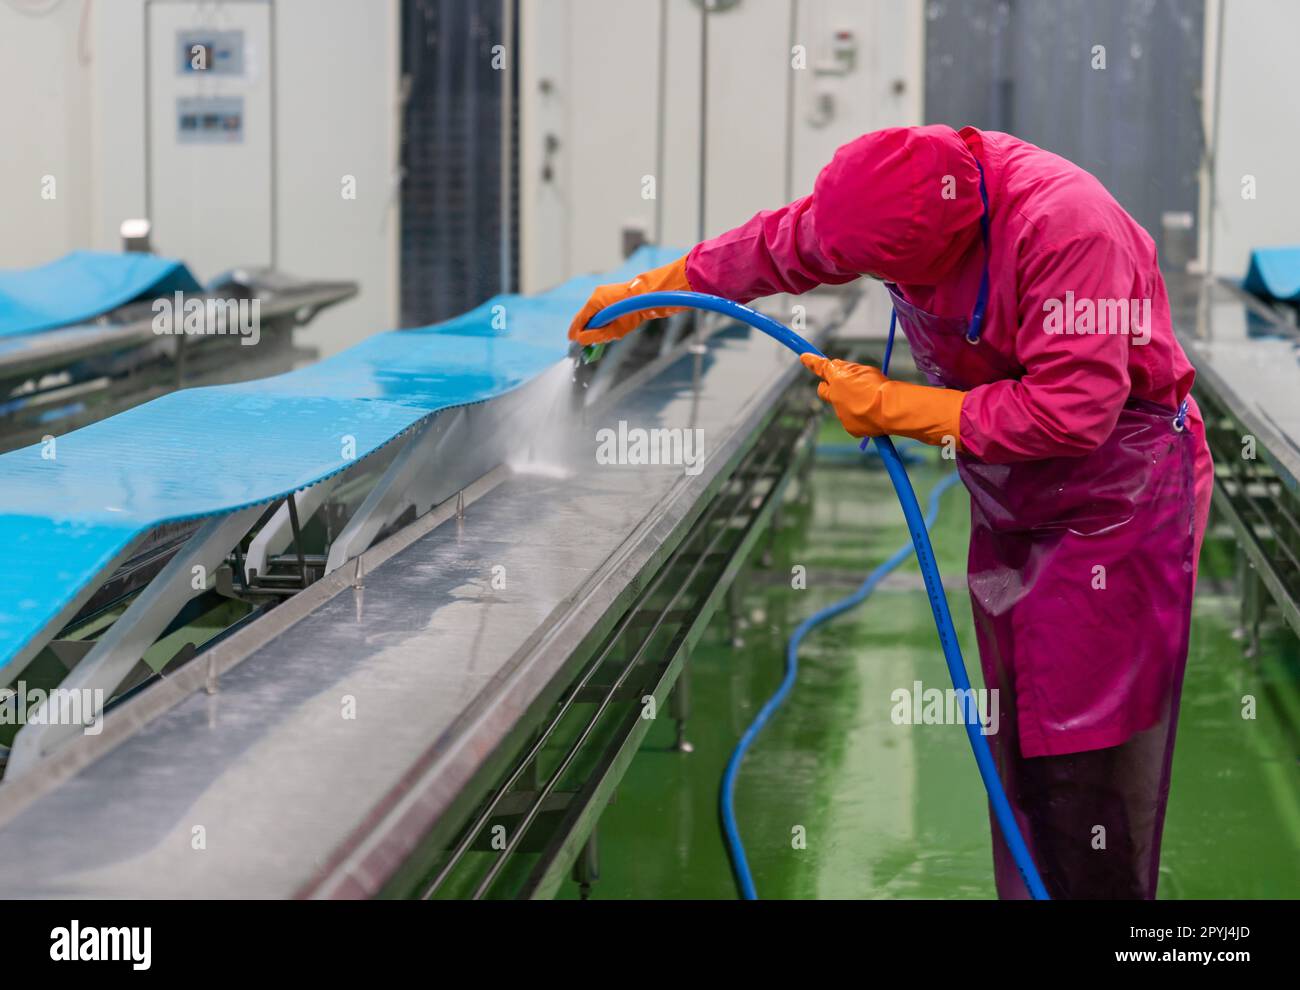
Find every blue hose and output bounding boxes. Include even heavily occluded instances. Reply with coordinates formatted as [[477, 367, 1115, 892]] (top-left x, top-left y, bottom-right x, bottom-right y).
[[721, 468, 962, 898], [817, 440, 923, 464], [588, 290, 1050, 901]]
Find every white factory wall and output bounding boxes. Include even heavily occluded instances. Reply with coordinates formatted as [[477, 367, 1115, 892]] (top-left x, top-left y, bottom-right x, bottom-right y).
[[91, 2, 148, 258], [0, 0, 95, 267], [519, 0, 925, 294], [271, 0, 401, 354], [1203, 0, 1300, 277], [1, 0, 399, 357], [3, 0, 1295, 335]]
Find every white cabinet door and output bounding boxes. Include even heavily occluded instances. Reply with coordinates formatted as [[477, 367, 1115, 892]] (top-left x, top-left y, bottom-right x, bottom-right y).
[[148, 0, 274, 280]]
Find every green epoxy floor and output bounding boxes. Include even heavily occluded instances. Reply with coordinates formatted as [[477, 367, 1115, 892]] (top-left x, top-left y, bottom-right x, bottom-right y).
[[560, 422, 1300, 899]]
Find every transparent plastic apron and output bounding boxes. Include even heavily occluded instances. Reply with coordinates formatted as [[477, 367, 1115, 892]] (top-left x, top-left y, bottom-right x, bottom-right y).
[[886, 164, 1198, 899]]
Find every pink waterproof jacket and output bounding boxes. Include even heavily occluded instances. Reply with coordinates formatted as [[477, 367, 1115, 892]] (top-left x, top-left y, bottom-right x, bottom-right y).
[[684, 125, 1212, 551]]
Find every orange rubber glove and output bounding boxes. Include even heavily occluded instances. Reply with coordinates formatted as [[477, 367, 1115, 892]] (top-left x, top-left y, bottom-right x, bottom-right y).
[[801, 354, 966, 449], [568, 256, 692, 345]]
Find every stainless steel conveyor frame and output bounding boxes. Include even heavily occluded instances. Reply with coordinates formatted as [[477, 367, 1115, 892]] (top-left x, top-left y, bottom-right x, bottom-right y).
[[1174, 275, 1300, 650], [0, 269, 358, 452], [0, 289, 862, 899]]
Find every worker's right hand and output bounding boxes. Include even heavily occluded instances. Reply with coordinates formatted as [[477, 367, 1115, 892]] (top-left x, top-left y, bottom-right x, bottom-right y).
[[568, 256, 692, 345], [801, 353, 966, 448]]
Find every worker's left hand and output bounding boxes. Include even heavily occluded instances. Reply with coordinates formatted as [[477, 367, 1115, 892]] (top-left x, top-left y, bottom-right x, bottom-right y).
[[800, 354, 966, 449], [568, 256, 691, 345]]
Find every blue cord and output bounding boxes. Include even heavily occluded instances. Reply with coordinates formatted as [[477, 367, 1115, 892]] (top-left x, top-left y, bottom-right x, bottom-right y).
[[882, 307, 897, 372], [720, 468, 962, 898], [818, 437, 924, 464], [588, 291, 1050, 901]]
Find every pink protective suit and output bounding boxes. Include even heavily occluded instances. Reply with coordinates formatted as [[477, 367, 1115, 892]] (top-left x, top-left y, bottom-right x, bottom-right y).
[[685, 125, 1214, 898], [686, 126, 1210, 494]]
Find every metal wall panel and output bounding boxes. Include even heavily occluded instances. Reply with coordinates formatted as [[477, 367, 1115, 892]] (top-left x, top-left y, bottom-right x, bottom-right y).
[[924, 0, 1205, 267], [400, 0, 519, 326]]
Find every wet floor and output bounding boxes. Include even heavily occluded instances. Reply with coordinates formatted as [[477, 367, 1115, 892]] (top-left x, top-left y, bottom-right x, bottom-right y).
[[560, 422, 1300, 899]]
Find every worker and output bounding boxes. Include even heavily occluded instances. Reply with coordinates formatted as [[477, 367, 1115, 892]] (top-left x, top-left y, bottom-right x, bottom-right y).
[[568, 125, 1214, 900]]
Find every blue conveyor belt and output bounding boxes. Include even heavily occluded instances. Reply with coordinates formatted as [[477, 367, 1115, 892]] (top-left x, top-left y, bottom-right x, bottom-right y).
[[0, 251, 203, 337], [1243, 245, 1300, 303], [0, 246, 680, 674]]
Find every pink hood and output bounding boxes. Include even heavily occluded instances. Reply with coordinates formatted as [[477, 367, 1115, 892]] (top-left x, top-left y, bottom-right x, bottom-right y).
[[809, 124, 984, 285]]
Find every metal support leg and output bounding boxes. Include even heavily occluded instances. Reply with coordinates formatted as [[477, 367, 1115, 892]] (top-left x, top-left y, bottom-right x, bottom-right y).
[[325, 413, 470, 574], [1239, 552, 1264, 659], [577, 334, 636, 406], [286, 495, 309, 588], [244, 479, 338, 581], [6, 505, 263, 775], [659, 311, 694, 357], [726, 580, 745, 648], [800, 456, 815, 506], [0, 534, 148, 691], [324, 374, 539, 574], [670, 650, 693, 753], [572, 831, 599, 900]]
